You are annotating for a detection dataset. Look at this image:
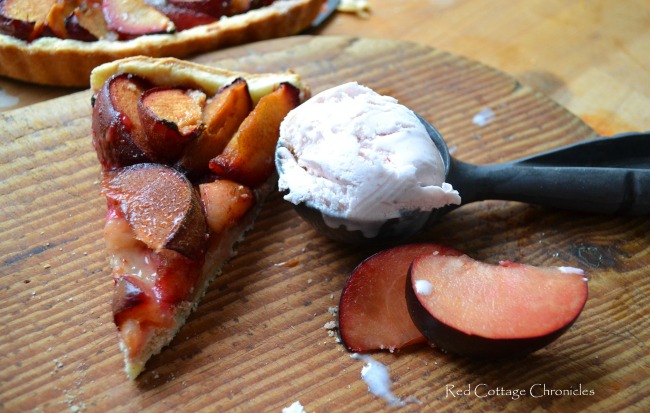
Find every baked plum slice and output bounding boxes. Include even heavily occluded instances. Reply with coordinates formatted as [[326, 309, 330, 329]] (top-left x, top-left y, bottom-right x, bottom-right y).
[[64, 9, 97, 42], [112, 274, 171, 357], [102, 0, 175, 40], [93, 74, 206, 168], [0, 0, 55, 40], [406, 254, 589, 358], [227, 0, 273, 15], [137, 87, 206, 164], [154, 0, 225, 30], [65, 1, 113, 42], [209, 82, 300, 188], [168, 0, 230, 17], [92, 73, 152, 170], [176, 78, 253, 179], [339, 244, 464, 353], [199, 179, 255, 235], [102, 163, 208, 260], [107, 218, 201, 356], [113, 275, 148, 322]]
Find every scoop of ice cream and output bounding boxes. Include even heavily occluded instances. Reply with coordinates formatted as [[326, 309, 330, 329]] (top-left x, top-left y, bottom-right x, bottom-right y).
[[276, 82, 460, 236]]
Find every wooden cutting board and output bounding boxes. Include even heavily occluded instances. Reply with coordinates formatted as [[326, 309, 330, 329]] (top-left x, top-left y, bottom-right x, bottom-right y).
[[1, 36, 648, 412]]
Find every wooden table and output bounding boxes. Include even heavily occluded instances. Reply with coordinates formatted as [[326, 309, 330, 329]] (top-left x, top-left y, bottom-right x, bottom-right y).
[[321, 0, 650, 136], [1, 1, 648, 412], [1, 0, 649, 136]]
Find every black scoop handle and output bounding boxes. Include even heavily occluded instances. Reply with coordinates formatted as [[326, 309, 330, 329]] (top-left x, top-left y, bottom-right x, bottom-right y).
[[446, 132, 650, 215]]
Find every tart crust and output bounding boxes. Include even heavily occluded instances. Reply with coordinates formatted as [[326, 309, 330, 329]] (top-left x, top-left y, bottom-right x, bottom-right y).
[[0, 0, 321, 86], [90, 55, 310, 103]]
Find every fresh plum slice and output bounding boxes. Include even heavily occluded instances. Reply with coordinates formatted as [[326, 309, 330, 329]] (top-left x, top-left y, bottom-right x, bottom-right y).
[[199, 179, 255, 235], [92, 73, 152, 170], [176, 78, 253, 179], [137, 87, 206, 164], [406, 254, 589, 358], [102, 164, 207, 260], [338, 243, 464, 353], [102, 0, 174, 40], [209, 82, 300, 188]]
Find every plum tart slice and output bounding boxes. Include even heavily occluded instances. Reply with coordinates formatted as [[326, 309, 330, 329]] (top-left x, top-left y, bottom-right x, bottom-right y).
[[90, 56, 306, 379]]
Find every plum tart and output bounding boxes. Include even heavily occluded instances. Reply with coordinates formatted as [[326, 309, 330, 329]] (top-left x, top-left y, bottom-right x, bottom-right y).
[[0, 0, 322, 86], [90, 56, 307, 379]]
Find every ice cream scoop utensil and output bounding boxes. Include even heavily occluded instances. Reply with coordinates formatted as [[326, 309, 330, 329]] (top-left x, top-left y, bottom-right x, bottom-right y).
[[276, 115, 649, 245], [426, 120, 650, 218]]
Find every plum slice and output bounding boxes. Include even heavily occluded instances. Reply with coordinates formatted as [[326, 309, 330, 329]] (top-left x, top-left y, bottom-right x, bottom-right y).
[[0, 0, 55, 41], [65, 2, 113, 42], [113, 274, 171, 333], [154, 0, 222, 30], [176, 78, 253, 179], [106, 205, 202, 358], [137, 87, 206, 164], [102, 163, 207, 260], [338, 244, 464, 353], [113, 275, 148, 319], [227, 0, 273, 15], [41, 0, 77, 39], [199, 179, 255, 236], [65, 9, 98, 42], [406, 254, 589, 358], [112, 275, 170, 357], [209, 82, 300, 188], [92, 73, 152, 170], [168, 0, 230, 18], [102, 0, 175, 40]]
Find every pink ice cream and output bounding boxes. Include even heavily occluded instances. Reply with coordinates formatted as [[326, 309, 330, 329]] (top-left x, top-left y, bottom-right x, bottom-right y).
[[276, 82, 460, 236]]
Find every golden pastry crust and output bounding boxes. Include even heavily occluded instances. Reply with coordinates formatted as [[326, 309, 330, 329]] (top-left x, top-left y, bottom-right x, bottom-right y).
[[90, 55, 310, 103], [0, 0, 321, 87]]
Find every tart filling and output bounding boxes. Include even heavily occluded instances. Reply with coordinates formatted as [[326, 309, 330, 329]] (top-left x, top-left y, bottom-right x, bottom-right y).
[[0, 0, 285, 42], [0, 0, 322, 86]]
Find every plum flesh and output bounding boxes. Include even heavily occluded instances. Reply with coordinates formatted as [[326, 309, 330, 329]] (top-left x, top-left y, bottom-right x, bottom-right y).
[[91, 73, 152, 170], [102, 163, 207, 260], [137, 87, 206, 164], [406, 254, 588, 358], [209, 82, 300, 188], [338, 243, 463, 353]]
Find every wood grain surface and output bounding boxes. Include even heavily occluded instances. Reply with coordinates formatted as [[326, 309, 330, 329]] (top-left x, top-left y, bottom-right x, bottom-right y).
[[316, 0, 650, 136], [1, 36, 648, 413], [2, 0, 649, 138]]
